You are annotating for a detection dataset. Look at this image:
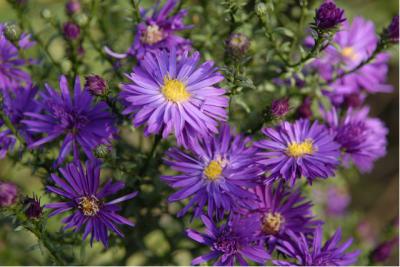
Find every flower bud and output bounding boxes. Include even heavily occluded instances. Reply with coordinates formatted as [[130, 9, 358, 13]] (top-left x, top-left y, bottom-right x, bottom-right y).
[[370, 237, 398, 263], [386, 15, 399, 43], [4, 24, 20, 43], [226, 33, 250, 58], [0, 181, 18, 207], [94, 144, 111, 159], [63, 21, 80, 40], [40, 8, 52, 19], [270, 98, 290, 117], [315, 0, 345, 30], [22, 195, 42, 219], [85, 75, 108, 96], [65, 0, 81, 16], [255, 3, 267, 17]]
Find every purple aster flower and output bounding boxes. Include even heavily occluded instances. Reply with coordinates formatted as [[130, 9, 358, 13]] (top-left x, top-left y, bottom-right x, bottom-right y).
[[45, 160, 137, 248], [226, 33, 250, 58], [274, 226, 360, 266], [0, 181, 18, 207], [270, 98, 290, 117], [186, 215, 270, 265], [324, 106, 388, 172], [120, 48, 228, 147], [314, 0, 345, 30], [23, 195, 43, 219], [386, 15, 399, 43], [63, 22, 80, 40], [370, 237, 398, 263], [105, 0, 191, 59], [0, 24, 34, 90], [255, 119, 340, 186], [161, 124, 261, 220], [23, 76, 116, 164], [246, 185, 320, 250]]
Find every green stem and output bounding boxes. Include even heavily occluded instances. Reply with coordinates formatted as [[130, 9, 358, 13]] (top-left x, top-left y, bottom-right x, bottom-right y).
[[140, 134, 162, 176]]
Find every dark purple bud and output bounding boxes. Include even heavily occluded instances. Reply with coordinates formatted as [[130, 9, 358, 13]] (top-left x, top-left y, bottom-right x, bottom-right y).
[[315, 1, 346, 30], [0, 181, 18, 207], [226, 33, 250, 57], [371, 237, 398, 263], [271, 98, 290, 117], [386, 15, 399, 43], [63, 22, 80, 40], [23, 195, 42, 219], [85, 75, 108, 96], [297, 98, 312, 118], [65, 0, 81, 16]]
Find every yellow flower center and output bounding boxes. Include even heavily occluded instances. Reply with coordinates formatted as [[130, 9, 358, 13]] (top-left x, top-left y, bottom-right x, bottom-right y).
[[141, 24, 164, 45], [286, 139, 314, 157], [262, 212, 284, 235], [341, 47, 358, 61], [78, 196, 100, 216], [203, 160, 223, 181], [161, 77, 190, 103]]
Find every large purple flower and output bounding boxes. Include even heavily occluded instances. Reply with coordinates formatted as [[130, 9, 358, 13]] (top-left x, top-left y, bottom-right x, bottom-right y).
[[0, 24, 34, 90], [310, 17, 392, 106], [186, 215, 270, 266], [45, 160, 137, 248], [105, 0, 191, 59], [274, 226, 360, 266], [161, 124, 261, 220], [255, 119, 340, 186], [247, 185, 319, 250], [120, 48, 228, 147], [23, 76, 116, 164], [324, 106, 388, 172]]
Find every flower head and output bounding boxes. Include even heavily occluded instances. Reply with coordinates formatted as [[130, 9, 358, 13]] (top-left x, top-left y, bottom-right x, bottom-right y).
[[226, 33, 250, 58], [120, 48, 228, 147], [45, 160, 137, 248], [255, 119, 340, 186], [161, 124, 261, 219], [23, 195, 43, 219], [0, 181, 18, 207], [63, 22, 80, 40], [315, 1, 346, 30], [85, 74, 108, 96], [186, 215, 270, 265], [274, 226, 360, 266], [23, 76, 116, 164], [324, 106, 387, 172]]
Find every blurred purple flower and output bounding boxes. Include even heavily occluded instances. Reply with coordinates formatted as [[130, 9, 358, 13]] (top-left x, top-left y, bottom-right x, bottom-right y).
[[297, 97, 312, 118], [386, 15, 399, 43], [255, 119, 340, 186], [161, 124, 261, 220], [274, 226, 360, 265], [120, 48, 228, 147], [326, 187, 351, 216], [371, 237, 398, 263], [186, 215, 270, 265], [314, 0, 346, 29], [45, 160, 137, 248], [226, 33, 250, 57], [271, 98, 290, 117], [65, 0, 81, 16], [63, 22, 80, 40], [0, 181, 18, 207], [324, 106, 388, 172], [0, 131, 15, 158], [23, 76, 116, 164]]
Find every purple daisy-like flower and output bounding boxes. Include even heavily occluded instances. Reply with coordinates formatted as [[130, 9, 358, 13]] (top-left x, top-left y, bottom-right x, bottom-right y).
[[23, 76, 116, 164], [247, 185, 319, 250], [45, 160, 137, 248], [161, 124, 261, 219], [255, 119, 340, 186], [324, 106, 388, 172], [0, 24, 34, 90], [274, 226, 360, 265], [186, 215, 270, 265], [120, 48, 228, 147], [105, 0, 191, 59]]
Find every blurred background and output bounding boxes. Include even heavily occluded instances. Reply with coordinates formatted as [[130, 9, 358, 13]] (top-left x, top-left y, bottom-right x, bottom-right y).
[[0, 0, 398, 265]]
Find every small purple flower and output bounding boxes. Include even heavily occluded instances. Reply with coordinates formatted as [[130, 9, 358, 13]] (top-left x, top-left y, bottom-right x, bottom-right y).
[[271, 98, 290, 117], [255, 119, 340, 186], [120, 48, 228, 147], [386, 15, 399, 43], [65, 0, 81, 16], [247, 185, 320, 250], [226, 33, 250, 57], [45, 160, 137, 248], [186, 215, 270, 265], [23, 76, 116, 164], [0, 181, 18, 207], [23, 195, 43, 219], [0, 24, 34, 90], [161, 124, 261, 220], [324, 106, 388, 172], [84, 74, 108, 96], [370, 237, 398, 263], [315, 0, 346, 30], [63, 22, 80, 40], [274, 226, 360, 266], [106, 0, 191, 59]]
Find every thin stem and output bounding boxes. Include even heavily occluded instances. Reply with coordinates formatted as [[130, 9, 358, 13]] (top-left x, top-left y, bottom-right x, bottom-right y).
[[140, 134, 162, 176]]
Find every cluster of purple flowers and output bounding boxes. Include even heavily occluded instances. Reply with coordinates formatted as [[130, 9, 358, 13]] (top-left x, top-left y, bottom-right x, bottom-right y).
[[0, 0, 396, 265]]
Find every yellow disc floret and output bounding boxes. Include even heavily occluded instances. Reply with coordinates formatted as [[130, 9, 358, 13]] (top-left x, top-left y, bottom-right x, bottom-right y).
[[341, 47, 358, 61], [262, 212, 284, 235], [203, 160, 223, 181], [141, 24, 164, 45], [78, 196, 100, 216], [161, 77, 190, 103], [286, 139, 314, 157]]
